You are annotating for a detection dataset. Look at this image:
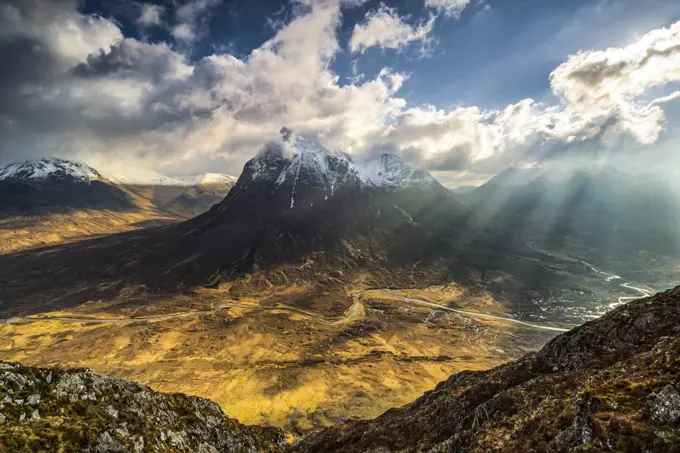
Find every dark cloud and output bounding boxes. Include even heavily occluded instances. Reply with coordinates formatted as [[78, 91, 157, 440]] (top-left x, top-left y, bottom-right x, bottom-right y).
[[72, 39, 187, 83]]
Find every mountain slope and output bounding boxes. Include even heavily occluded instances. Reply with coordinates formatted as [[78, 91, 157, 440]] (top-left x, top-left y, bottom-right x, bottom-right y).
[[0, 362, 284, 452], [461, 166, 680, 255], [0, 139, 569, 318], [163, 174, 236, 218], [295, 285, 680, 453], [0, 158, 180, 254], [460, 166, 680, 287], [0, 158, 135, 212]]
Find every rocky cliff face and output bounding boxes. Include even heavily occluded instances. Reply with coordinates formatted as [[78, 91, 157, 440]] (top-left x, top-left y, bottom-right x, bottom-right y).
[[0, 362, 284, 452], [295, 286, 680, 453]]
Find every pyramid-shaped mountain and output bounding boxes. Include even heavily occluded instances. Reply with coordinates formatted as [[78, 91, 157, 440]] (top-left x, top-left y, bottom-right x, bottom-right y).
[[1, 139, 519, 316]]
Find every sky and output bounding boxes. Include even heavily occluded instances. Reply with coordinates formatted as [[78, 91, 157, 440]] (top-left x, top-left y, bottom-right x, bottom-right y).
[[1, 0, 680, 186]]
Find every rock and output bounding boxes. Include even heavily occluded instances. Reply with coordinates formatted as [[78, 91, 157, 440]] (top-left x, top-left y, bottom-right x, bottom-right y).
[[0, 361, 285, 452], [648, 384, 680, 423], [4, 372, 27, 389], [133, 437, 144, 453], [555, 413, 592, 450], [54, 373, 88, 403], [105, 405, 119, 419], [46, 372, 52, 384], [96, 432, 124, 453]]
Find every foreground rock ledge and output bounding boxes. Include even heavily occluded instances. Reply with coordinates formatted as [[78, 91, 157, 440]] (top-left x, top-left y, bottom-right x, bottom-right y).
[[2, 286, 680, 452], [0, 363, 284, 452]]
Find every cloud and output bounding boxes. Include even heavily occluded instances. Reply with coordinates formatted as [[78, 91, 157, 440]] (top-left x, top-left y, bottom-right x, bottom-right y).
[[424, 0, 471, 18], [549, 21, 680, 145], [138, 3, 163, 26], [0, 0, 679, 179], [350, 4, 435, 54], [172, 0, 221, 43]]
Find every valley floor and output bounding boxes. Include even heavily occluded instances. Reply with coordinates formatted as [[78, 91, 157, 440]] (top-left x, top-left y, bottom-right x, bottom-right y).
[[0, 209, 180, 254], [0, 281, 557, 436]]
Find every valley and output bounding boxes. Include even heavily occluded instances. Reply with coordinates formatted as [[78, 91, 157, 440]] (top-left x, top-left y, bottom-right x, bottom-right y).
[[2, 3, 680, 450], [0, 160, 235, 254], [0, 138, 678, 450], [0, 279, 557, 436]]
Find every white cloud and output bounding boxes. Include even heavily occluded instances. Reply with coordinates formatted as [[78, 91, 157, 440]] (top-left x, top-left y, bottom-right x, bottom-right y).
[[172, 23, 196, 42], [549, 21, 680, 144], [350, 4, 435, 54], [1, 0, 680, 179], [138, 3, 163, 26], [424, 0, 471, 18], [172, 0, 221, 43]]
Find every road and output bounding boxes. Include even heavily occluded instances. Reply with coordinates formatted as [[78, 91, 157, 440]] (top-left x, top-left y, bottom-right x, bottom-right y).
[[375, 290, 569, 332], [2, 289, 567, 332]]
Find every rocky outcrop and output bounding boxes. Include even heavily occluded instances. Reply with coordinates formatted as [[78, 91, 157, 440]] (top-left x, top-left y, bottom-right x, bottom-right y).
[[294, 286, 680, 453], [0, 363, 284, 453]]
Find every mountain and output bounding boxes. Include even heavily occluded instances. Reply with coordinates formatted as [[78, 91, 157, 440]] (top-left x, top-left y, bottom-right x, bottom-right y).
[[0, 362, 284, 452], [163, 173, 236, 218], [460, 165, 680, 274], [0, 158, 180, 254], [104, 167, 189, 187], [295, 285, 680, 453], [0, 158, 135, 212], [450, 185, 478, 194], [2, 286, 678, 452], [0, 137, 554, 317]]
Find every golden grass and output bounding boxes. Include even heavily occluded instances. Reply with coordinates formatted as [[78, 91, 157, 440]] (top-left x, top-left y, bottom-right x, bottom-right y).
[[0, 286, 555, 436]]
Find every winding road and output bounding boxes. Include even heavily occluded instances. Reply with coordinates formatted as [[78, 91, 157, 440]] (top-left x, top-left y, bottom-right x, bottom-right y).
[[2, 288, 569, 332], [3, 243, 654, 333]]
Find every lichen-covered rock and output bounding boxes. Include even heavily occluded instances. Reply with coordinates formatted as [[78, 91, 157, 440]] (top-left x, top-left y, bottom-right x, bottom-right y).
[[0, 363, 284, 452], [648, 384, 680, 423]]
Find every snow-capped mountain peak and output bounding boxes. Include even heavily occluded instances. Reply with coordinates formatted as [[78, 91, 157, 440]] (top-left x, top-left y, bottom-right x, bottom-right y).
[[358, 153, 437, 188], [247, 136, 436, 191], [0, 158, 104, 184], [235, 136, 440, 210]]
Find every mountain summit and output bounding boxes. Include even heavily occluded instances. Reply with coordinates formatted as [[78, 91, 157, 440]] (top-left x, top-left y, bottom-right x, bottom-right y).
[[241, 137, 437, 209], [0, 158, 105, 184]]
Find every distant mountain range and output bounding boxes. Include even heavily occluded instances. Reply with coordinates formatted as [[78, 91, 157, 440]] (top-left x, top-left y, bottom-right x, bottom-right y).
[[0, 158, 136, 212], [0, 158, 236, 217], [162, 174, 236, 218], [0, 158, 238, 253], [459, 165, 680, 266]]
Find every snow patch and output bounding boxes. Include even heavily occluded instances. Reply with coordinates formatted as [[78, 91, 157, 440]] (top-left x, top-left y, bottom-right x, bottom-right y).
[[250, 136, 437, 192], [0, 158, 103, 184], [196, 173, 236, 185]]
